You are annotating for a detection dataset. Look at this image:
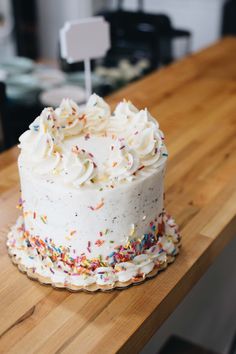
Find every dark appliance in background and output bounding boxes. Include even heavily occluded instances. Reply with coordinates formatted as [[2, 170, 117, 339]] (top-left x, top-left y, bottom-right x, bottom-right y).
[[222, 0, 236, 36], [0, 82, 7, 151], [3, 102, 42, 149], [98, 0, 192, 71], [11, 0, 39, 59], [0, 0, 41, 149]]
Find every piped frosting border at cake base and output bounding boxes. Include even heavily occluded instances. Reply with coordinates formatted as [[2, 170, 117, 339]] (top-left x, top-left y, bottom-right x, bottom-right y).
[[6, 210, 181, 292]]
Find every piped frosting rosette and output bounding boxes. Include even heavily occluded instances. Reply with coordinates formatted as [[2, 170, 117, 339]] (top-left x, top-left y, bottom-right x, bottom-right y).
[[19, 94, 168, 188]]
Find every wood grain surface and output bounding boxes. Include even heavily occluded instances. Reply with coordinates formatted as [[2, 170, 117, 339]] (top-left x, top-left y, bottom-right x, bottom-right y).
[[0, 37, 236, 354]]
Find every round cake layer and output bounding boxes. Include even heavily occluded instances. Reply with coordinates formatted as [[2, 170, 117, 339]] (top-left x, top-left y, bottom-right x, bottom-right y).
[[19, 154, 166, 260], [7, 211, 180, 288]]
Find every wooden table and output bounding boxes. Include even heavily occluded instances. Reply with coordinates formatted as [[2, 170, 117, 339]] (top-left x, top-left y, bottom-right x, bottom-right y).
[[1, 38, 236, 354]]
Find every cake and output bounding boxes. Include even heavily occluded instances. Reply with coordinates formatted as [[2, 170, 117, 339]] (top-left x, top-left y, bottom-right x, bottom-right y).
[[7, 94, 180, 291]]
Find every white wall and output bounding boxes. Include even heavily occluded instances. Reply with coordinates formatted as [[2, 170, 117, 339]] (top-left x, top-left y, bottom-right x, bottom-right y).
[[36, 0, 107, 60], [110, 0, 226, 57], [0, 0, 15, 57], [0, 0, 227, 60]]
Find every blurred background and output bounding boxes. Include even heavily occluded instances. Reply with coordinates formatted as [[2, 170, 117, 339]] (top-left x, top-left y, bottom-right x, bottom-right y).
[[0, 0, 235, 150]]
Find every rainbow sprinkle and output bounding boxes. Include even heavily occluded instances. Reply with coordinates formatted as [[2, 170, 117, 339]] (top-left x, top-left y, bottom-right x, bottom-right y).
[[16, 197, 25, 210], [129, 224, 135, 236], [89, 198, 104, 211], [40, 215, 47, 224], [95, 239, 105, 247], [87, 241, 91, 253]]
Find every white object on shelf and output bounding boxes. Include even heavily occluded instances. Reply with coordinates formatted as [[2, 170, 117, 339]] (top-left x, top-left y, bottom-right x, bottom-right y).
[[33, 68, 66, 89], [39, 85, 86, 107], [60, 17, 110, 100], [0, 56, 35, 76], [0, 69, 7, 82]]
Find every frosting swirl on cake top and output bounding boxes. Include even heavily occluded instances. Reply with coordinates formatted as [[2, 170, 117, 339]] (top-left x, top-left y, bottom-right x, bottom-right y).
[[19, 94, 167, 187]]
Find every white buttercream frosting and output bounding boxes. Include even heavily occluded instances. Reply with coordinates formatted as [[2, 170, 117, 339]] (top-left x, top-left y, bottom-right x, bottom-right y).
[[84, 93, 111, 133], [61, 147, 95, 187], [105, 145, 140, 181], [19, 94, 167, 187]]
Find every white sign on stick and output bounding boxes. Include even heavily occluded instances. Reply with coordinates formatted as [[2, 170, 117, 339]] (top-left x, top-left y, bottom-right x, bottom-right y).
[[60, 17, 110, 100]]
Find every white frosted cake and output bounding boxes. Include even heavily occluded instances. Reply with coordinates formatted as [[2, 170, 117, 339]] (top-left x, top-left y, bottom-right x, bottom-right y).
[[7, 94, 180, 291]]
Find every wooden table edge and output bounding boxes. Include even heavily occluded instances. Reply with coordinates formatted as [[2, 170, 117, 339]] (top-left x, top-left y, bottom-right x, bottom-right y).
[[118, 215, 236, 353]]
